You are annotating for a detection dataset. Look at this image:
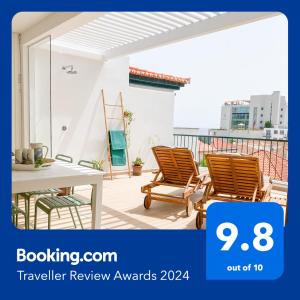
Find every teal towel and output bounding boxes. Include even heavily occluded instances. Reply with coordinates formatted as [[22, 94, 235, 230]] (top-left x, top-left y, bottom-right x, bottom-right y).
[[110, 149, 126, 166], [109, 130, 126, 166], [109, 130, 126, 150]]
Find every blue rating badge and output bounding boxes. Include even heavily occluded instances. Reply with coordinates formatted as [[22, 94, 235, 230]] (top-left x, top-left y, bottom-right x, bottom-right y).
[[206, 202, 284, 280]]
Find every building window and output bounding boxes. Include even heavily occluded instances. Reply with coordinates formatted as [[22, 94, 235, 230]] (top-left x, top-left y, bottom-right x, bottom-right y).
[[260, 114, 263, 117], [231, 110, 249, 129], [280, 121, 282, 124], [265, 130, 271, 138], [260, 120, 263, 123], [274, 130, 278, 134], [280, 114, 283, 118], [261, 107, 264, 111], [280, 130, 284, 135], [281, 108, 283, 111]]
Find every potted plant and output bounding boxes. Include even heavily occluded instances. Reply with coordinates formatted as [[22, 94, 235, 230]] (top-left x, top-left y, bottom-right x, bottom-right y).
[[123, 110, 133, 126], [92, 160, 105, 171], [123, 110, 134, 147], [132, 157, 144, 176]]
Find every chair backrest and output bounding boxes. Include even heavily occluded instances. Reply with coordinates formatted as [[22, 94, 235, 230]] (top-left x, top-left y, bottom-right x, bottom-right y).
[[78, 160, 95, 169], [152, 146, 199, 185], [206, 153, 264, 198], [55, 154, 73, 163]]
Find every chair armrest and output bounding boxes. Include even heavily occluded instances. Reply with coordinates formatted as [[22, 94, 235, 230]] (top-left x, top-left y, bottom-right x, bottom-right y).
[[197, 175, 210, 185]]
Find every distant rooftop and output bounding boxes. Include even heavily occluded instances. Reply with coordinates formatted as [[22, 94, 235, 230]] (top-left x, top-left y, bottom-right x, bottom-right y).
[[174, 127, 199, 130], [224, 100, 250, 106], [129, 66, 190, 90]]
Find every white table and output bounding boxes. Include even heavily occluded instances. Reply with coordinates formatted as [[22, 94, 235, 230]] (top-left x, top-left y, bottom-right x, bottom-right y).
[[12, 161, 105, 229]]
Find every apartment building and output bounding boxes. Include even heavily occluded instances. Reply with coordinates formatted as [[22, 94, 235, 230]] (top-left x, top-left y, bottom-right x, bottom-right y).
[[220, 91, 288, 130], [249, 91, 287, 130], [220, 100, 250, 130]]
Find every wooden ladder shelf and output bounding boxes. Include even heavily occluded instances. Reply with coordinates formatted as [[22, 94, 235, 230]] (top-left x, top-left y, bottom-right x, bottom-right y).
[[101, 89, 131, 180]]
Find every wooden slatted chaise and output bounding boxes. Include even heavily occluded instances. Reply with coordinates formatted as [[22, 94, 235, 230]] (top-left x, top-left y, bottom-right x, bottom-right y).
[[194, 153, 272, 229], [141, 146, 206, 216]]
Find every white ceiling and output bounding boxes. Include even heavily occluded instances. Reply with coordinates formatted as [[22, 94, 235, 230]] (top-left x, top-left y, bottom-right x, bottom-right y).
[[12, 12, 52, 33]]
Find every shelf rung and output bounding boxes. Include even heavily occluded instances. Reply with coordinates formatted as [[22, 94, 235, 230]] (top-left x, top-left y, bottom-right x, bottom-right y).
[[105, 104, 122, 107], [109, 169, 132, 172]]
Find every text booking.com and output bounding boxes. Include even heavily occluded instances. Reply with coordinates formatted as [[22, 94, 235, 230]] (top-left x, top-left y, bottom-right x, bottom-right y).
[[17, 248, 118, 266]]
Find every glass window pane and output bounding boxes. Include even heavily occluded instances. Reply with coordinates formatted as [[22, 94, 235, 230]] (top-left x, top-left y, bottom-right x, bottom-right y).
[[28, 36, 52, 156]]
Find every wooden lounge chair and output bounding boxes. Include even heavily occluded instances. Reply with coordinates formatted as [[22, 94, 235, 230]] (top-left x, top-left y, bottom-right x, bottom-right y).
[[194, 153, 272, 229], [141, 146, 206, 216]]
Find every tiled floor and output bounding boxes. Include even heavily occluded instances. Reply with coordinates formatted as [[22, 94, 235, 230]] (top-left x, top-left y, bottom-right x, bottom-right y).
[[14, 172, 288, 230]]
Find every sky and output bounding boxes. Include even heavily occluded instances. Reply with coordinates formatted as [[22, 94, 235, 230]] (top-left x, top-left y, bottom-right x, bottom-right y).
[[129, 15, 288, 129]]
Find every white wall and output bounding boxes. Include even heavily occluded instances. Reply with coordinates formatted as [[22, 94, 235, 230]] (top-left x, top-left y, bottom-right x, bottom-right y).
[[128, 85, 174, 169], [174, 127, 200, 135], [220, 105, 232, 130], [264, 128, 288, 140], [12, 33, 22, 150], [49, 50, 174, 171], [279, 95, 288, 127], [210, 129, 265, 139], [51, 53, 126, 170]]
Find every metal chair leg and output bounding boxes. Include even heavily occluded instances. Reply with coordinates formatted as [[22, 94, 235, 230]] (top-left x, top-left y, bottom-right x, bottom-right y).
[[27, 196, 30, 228], [68, 207, 77, 228], [15, 194, 19, 226], [34, 204, 38, 229], [74, 207, 84, 229], [90, 188, 94, 211], [24, 212, 29, 229], [24, 196, 30, 229], [50, 193, 61, 218], [48, 210, 52, 229]]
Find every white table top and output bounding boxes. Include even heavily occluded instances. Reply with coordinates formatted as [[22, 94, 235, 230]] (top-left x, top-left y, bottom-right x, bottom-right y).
[[12, 161, 105, 194]]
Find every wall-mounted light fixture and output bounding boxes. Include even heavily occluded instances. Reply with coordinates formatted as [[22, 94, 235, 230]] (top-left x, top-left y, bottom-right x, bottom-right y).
[[62, 65, 78, 74]]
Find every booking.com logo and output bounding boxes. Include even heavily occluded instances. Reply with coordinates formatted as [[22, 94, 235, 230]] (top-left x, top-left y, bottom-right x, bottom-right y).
[[17, 248, 118, 266]]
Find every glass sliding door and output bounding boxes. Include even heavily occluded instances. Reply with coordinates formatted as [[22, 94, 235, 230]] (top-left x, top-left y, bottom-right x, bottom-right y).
[[28, 36, 52, 156]]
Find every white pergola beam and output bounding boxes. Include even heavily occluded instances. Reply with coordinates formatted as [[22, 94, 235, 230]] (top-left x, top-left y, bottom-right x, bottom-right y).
[[21, 12, 107, 46], [104, 12, 280, 60]]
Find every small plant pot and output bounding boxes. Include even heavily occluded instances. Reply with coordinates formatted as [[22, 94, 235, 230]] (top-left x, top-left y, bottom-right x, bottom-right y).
[[132, 165, 143, 176], [57, 187, 72, 196]]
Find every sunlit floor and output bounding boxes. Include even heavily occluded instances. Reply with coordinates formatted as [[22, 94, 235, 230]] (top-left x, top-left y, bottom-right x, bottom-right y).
[[14, 172, 288, 230]]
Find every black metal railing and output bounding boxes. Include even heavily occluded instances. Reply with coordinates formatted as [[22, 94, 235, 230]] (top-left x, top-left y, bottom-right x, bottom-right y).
[[173, 134, 288, 182]]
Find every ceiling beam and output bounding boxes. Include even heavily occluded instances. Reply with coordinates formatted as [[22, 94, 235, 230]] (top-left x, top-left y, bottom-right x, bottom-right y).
[[104, 12, 280, 60], [21, 12, 107, 46]]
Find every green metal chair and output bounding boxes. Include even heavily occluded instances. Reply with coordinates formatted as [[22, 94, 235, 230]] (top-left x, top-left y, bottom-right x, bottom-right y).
[[78, 160, 95, 205], [78, 160, 95, 169], [55, 154, 73, 163], [34, 159, 96, 229], [56, 154, 75, 195], [34, 195, 90, 229], [17, 154, 73, 228], [12, 202, 28, 229], [16, 190, 62, 229]]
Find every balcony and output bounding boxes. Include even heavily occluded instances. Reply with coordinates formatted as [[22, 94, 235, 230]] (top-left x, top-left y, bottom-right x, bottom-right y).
[[14, 135, 288, 230]]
